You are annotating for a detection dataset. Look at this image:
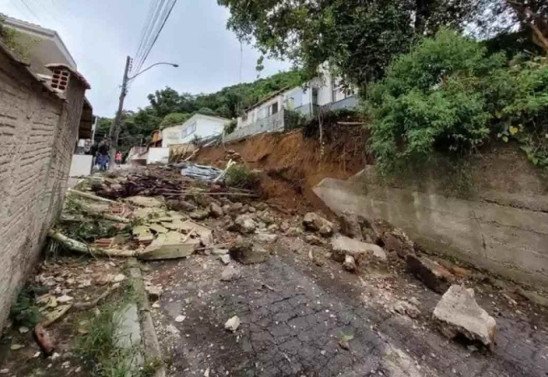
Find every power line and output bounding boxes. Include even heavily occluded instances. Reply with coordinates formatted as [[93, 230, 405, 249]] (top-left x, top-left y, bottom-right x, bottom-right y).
[[132, 0, 178, 74], [133, 0, 164, 72]]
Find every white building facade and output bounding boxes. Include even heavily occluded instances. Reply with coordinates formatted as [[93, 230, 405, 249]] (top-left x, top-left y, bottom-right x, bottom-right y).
[[162, 114, 230, 148]]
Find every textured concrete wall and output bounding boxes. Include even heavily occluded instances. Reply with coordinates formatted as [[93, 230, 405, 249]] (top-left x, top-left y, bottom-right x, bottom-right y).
[[0, 48, 86, 330], [314, 147, 548, 286]]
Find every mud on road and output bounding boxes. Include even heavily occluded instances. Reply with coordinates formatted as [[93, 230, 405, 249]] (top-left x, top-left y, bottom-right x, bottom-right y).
[[147, 235, 548, 377]]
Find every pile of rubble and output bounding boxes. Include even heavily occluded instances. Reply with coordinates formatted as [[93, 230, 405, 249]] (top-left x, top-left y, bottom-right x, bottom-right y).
[[54, 165, 499, 351]]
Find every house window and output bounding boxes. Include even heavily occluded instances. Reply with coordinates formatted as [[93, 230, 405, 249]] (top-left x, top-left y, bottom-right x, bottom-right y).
[[181, 122, 197, 139], [271, 102, 279, 115]]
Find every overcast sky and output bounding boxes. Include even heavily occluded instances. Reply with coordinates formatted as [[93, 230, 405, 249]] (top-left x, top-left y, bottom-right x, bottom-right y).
[[0, 0, 291, 117]]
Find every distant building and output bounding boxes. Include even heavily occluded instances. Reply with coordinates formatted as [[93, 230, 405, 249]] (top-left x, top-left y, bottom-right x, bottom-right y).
[[162, 113, 230, 147], [231, 69, 358, 142]]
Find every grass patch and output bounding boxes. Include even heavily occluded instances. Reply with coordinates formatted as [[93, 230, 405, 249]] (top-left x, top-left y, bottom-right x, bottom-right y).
[[9, 286, 42, 328], [76, 282, 154, 377], [225, 164, 259, 189]]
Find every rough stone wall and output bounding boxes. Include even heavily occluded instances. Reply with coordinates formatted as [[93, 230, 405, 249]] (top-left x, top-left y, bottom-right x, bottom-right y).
[[0, 47, 86, 330], [314, 146, 548, 286]]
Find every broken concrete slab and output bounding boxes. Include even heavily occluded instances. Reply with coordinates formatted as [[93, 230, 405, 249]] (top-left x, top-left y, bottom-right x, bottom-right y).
[[331, 235, 387, 263], [406, 254, 454, 294], [219, 254, 231, 265], [229, 240, 269, 264], [433, 285, 496, 349], [148, 223, 169, 234], [126, 196, 164, 208], [139, 232, 198, 260], [180, 220, 214, 246], [132, 225, 154, 242]]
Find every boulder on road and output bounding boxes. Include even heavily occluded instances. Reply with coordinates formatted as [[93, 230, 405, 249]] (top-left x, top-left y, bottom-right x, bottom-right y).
[[406, 254, 454, 294], [433, 285, 496, 350], [303, 212, 334, 237], [229, 240, 270, 264], [331, 235, 387, 264], [233, 214, 257, 234]]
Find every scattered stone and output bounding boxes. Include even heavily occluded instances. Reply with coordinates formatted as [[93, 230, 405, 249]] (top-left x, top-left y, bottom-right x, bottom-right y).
[[0, 369, 8, 374], [10, 344, 24, 351], [254, 232, 278, 243], [224, 316, 241, 332], [433, 285, 496, 350], [18, 326, 29, 334], [393, 301, 421, 319], [145, 285, 162, 301], [229, 240, 270, 264], [132, 225, 154, 242], [230, 202, 243, 213], [280, 221, 290, 232], [267, 224, 279, 232], [219, 255, 231, 265], [233, 215, 257, 234], [406, 254, 454, 294], [286, 227, 303, 237], [304, 234, 324, 246], [210, 202, 224, 218], [166, 199, 197, 212], [34, 324, 55, 355], [220, 266, 242, 282], [212, 248, 229, 256], [57, 295, 73, 303], [175, 315, 186, 323], [303, 212, 334, 236], [343, 255, 357, 272], [189, 209, 210, 220], [113, 273, 126, 283]]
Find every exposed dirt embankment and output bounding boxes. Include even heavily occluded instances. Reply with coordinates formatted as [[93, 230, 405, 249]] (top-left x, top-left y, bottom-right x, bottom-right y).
[[195, 126, 370, 212]]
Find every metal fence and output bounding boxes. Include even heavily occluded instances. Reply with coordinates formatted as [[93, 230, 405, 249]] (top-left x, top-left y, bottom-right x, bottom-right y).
[[223, 110, 286, 142], [223, 95, 359, 142]]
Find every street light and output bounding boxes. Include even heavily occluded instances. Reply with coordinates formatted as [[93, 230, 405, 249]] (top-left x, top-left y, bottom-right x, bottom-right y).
[[128, 62, 179, 81], [108, 57, 179, 162]]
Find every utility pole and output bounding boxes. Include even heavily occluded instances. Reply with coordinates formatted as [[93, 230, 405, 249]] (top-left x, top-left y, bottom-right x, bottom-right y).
[[109, 56, 132, 162]]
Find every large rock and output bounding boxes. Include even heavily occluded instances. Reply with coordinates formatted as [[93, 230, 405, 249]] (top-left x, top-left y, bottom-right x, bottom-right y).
[[406, 254, 454, 294], [302, 212, 334, 237], [210, 202, 224, 218], [233, 215, 257, 234], [433, 285, 496, 350], [331, 235, 387, 264], [229, 240, 270, 264]]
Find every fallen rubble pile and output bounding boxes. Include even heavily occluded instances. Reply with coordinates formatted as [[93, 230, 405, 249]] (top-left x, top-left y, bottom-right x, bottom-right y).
[[48, 165, 506, 353]]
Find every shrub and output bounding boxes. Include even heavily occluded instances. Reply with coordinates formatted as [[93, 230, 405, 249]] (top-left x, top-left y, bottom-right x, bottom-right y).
[[225, 164, 259, 189], [224, 119, 237, 134], [367, 29, 547, 172]]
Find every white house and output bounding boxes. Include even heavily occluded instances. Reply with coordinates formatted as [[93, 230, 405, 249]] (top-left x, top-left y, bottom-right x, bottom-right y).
[[236, 69, 358, 131], [161, 113, 230, 148]]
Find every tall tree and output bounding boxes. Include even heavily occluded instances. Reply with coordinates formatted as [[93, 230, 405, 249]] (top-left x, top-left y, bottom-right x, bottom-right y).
[[219, 0, 548, 88], [218, 0, 483, 87]]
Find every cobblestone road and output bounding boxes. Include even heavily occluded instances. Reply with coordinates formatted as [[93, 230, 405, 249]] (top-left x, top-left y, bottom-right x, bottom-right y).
[[148, 238, 548, 377]]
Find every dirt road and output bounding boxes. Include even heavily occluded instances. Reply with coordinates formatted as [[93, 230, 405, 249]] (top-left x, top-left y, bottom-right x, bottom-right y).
[[147, 236, 548, 377]]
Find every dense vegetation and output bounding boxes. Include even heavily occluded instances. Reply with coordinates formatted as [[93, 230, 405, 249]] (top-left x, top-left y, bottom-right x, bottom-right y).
[[95, 70, 304, 152], [217, 0, 547, 171], [367, 29, 548, 172]]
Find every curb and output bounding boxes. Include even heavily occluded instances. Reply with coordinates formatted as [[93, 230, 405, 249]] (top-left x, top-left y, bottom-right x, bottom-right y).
[[128, 258, 166, 377]]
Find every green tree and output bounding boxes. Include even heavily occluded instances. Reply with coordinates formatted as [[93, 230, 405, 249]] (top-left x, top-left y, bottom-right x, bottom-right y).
[[160, 112, 191, 129], [218, 0, 483, 87], [367, 29, 548, 172]]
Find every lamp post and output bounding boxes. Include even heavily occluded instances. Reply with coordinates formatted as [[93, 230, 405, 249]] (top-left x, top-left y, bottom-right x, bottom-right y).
[[108, 57, 178, 162]]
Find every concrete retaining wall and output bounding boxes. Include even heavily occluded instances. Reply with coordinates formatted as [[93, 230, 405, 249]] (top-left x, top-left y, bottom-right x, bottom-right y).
[[314, 147, 548, 286], [0, 45, 87, 330]]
